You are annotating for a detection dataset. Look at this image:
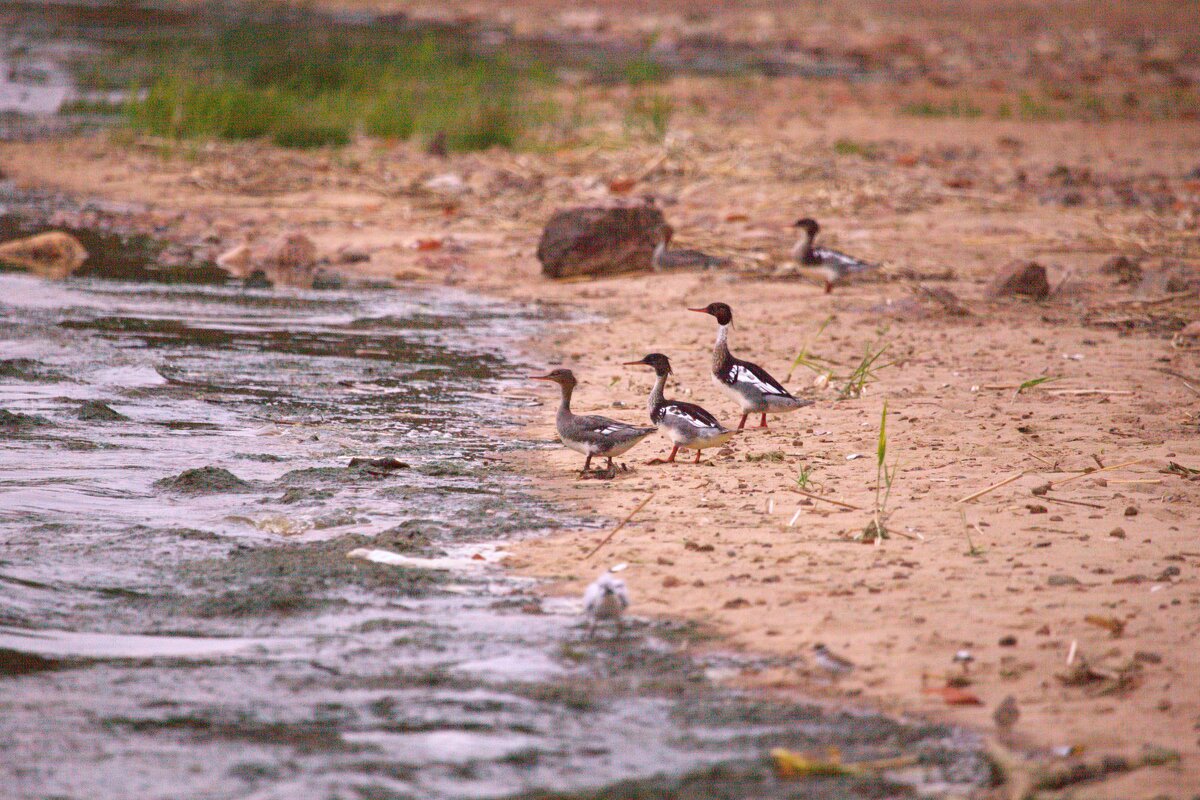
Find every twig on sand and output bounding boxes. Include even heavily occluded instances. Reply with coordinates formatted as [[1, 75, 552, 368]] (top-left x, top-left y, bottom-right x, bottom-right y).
[[954, 470, 1027, 505], [1045, 388, 1133, 396], [1154, 367, 1200, 396], [584, 493, 655, 559], [1050, 458, 1146, 489], [1040, 494, 1106, 510], [1050, 267, 1076, 297], [790, 488, 862, 510]]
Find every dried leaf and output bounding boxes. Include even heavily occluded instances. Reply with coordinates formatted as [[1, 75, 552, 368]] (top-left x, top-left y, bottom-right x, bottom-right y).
[[922, 685, 984, 705], [771, 748, 856, 778], [608, 177, 637, 193], [416, 238, 443, 251], [1083, 614, 1125, 637]]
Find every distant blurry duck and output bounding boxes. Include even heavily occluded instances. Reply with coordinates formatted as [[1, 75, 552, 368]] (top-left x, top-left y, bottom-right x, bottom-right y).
[[689, 302, 812, 430], [623, 353, 734, 464], [652, 225, 730, 271], [583, 572, 629, 637], [531, 369, 656, 476], [791, 218, 878, 293]]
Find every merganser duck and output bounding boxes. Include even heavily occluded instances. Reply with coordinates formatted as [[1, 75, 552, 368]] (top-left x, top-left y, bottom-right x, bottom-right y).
[[688, 302, 812, 430], [623, 353, 734, 464], [583, 572, 629, 637], [652, 224, 730, 272], [792, 218, 877, 293], [531, 368, 656, 475]]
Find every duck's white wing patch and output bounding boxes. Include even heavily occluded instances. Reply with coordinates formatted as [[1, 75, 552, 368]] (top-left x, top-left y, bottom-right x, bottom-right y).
[[816, 247, 875, 274], [661, 404, 721, 430], [730, 363, 790, 398]]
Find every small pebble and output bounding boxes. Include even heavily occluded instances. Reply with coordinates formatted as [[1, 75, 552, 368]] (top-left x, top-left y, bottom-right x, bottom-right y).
[[999, 635, 1018, 647], [1047, 574, 1080, 586], [1027, 504, 1048, 514], [1109, 527, 1127, 539], [1124, 505, 1138, 517]]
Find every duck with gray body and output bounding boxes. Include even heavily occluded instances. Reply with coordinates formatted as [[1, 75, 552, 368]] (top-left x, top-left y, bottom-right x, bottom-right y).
[[652, 224, 730, 272], [623, 353, 734, 464], [689, 302, 813, 430], [792, 218, 877, 293], [583, 572, 629, 637], [531, 368, 656, 475]]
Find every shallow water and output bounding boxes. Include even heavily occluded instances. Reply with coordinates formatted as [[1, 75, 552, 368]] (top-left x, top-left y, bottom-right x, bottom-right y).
[[0, 270, 985, 799]]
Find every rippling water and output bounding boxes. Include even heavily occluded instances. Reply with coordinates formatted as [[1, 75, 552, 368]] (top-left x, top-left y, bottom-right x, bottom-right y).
[[0, 273, 984, 799]]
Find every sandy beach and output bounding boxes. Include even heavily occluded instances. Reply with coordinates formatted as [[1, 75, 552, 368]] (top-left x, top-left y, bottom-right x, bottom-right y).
[[3, 2, 1199, 794]]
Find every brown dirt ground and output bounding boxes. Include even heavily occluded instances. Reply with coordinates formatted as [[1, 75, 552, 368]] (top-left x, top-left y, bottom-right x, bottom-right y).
[[3, 5, 1200, 795]]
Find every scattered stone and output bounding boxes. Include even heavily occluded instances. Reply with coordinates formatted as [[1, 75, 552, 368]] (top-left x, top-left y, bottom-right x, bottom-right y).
[[264, 232, 317, 273], [723, 597, 750, 609], [1124, 505, 1138, 517], [987, 260, 1050, 300], [1133, 650, 1163, 664], [999, 635, 1017, 647], [77, 400, 127, 422], [536, 205, 668, 279], [993, 695, 1020, 731], [1099, 254, 1142, 285], [1027, 503, 1048, 514], [0, 648, 59, 676], [154, 466, 252, 494], [1031, 482, 1050, 496], [0, 409, 51, 429], [347, 456, 410, 474], [216, 243, 254, 274], [1109, 527, 1127, 539], [336, 246, 371, 265], [0, 358, 60, 381], [1156, 566, 1181, 581], [310, 269, 345, 290], [244, 269, 273, 289], [0, 231, 88, 279], [1047, 574, 1080, 586], [662, 575, 682, 588]]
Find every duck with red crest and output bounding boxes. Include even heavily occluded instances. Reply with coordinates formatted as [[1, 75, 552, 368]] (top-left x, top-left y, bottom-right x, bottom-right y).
[[623, 353, 734, 464], [792, 218, 878, 293], [689, 302, 813, 430], [530, 369, 656, 477]]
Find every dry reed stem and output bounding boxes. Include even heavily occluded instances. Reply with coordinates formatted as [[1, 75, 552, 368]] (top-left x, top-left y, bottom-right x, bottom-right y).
[[584, 492, 655, 559], [954, 470, 1027, 505], [789, 488, 862, 510], [1050, 458, 1147, 489]]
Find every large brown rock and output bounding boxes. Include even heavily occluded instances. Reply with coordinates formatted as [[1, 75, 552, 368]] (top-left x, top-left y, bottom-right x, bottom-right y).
[[0, 231, 88, 279], [537, 206, 667, 279], [987, 260, 1050, 300]]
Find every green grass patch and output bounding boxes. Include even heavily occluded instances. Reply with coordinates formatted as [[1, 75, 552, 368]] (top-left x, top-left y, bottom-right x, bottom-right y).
[[625, 93, 674, 141], [122, 19, 544, 151], [832, 137, 880, 158], [900, 99, 983, 118]]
